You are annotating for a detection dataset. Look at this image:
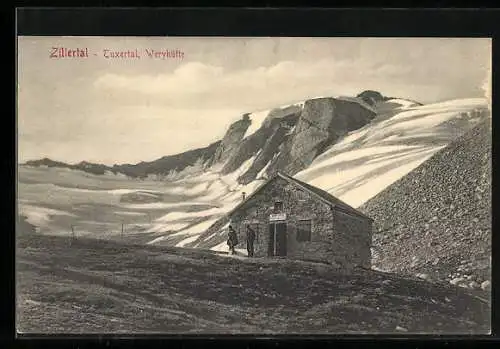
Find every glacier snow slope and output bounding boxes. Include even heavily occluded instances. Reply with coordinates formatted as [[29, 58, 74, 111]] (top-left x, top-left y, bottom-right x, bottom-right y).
[[18, 98, 489, 250]]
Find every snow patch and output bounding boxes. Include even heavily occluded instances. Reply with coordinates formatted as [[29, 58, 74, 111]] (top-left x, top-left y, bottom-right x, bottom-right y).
[[18, 204, 76, 227], [147, 222, 190, 233], [114, 211, 146, 216], [297, 98, 488, 208], [243, 110, 271, 139], [276, 101, 305, 109], [122, 202, 209, 210], [69, 188, 159, 195], [175, 235, 200, 247], [338, 147, 444, 207], [203, 232, 218, 241], [155, 207, 227, 223], [385, 98, 419, 109], [415, 98, 486, 110], [336, 96, 377, 113], [211, 241, 229, 252], [147, 236, 166, 244], [176, 219, 221, 237], [257, 160, 272, 179]]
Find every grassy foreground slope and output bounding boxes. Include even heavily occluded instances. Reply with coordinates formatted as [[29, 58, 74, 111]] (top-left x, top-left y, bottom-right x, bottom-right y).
[[17, 234, 489, 334]]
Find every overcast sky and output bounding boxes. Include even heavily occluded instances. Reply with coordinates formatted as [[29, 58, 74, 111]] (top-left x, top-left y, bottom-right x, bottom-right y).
[[17, 37, 491, 165]]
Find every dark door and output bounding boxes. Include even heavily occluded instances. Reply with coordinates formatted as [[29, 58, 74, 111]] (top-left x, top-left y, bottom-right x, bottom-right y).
[[268, 224, 275, 257], [268, 222, 287, 257], [275, 222, 287, 256]]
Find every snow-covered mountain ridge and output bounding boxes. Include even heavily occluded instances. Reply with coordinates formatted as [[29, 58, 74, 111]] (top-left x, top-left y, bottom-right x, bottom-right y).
[[18, 92, 490, 253]]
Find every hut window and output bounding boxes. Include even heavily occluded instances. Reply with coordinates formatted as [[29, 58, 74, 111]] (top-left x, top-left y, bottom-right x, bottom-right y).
[[274, 201, 283, 212], [296, 219, 312, 242]]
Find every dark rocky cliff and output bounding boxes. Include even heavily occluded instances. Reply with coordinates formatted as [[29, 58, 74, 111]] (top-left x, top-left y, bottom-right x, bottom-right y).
[[214, 97, 376, 184], [265, 97, 377, 178], [222, 108, 301, 180], [208, 115, 252, 166]]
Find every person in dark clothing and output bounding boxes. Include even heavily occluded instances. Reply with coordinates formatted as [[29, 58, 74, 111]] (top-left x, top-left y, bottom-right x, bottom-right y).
[[227, 225, 238, 255], [246, 225, 256, 257]]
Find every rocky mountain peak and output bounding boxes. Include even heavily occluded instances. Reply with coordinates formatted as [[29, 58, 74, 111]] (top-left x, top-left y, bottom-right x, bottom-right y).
[[208, 115, 252, 166], [357, 90, 386, 106]]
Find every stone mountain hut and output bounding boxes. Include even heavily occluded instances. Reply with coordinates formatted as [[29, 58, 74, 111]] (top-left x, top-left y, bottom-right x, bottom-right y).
[[226, 172, 373, 268]]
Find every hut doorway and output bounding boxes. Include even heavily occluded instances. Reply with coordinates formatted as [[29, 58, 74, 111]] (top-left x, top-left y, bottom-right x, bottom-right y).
[[268, 222, 287, 257]]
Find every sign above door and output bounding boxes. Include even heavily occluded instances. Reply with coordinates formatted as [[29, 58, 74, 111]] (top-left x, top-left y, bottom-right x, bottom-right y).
[[269, 213, 287, 222]]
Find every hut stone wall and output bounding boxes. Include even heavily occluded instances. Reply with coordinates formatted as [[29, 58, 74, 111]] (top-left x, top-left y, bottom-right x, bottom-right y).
[[229, 176, 371, 267]]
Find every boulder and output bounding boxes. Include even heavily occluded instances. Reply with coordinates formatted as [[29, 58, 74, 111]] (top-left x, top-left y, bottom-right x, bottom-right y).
[[468, 281, 480, 289], [416, 273, 431, 281], [481, 280, 491, 291], [450, 277, 464, 286], [395, 325, 408, 332]]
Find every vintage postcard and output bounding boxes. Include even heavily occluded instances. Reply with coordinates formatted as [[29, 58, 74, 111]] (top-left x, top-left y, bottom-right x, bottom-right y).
[[16, 36, 492, 334]]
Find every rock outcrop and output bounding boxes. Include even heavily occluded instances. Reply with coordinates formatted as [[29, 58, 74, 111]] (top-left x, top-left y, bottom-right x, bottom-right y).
[[221, 110, 300, 175], [208, 115, 252, 166], [223, 111, 301, 183], [119, 191, 164, 204], [266, 97, 377, 177], [357, 90, 387, 106], [222, 97, 376, 184]]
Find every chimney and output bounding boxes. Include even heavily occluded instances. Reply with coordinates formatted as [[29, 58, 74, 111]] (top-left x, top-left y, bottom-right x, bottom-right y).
[[242, 192, 246, 201]]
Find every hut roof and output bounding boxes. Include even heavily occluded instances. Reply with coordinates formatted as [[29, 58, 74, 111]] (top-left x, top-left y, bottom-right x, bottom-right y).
[[227, 172, 373, 221]]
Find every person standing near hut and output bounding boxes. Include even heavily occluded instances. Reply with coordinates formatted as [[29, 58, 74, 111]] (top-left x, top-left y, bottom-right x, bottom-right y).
[[246, 225, 256, 257], [227, 225, 238, 255]]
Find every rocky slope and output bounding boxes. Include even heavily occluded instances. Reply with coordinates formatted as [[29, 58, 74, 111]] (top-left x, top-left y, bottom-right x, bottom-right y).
[[359, 119, 492, 291]]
